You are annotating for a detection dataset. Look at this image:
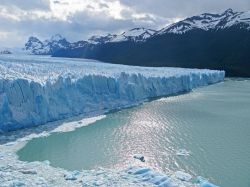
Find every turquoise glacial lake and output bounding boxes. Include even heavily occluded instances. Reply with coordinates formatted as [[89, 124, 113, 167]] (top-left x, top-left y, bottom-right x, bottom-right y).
[[18, 79, 250, 187]]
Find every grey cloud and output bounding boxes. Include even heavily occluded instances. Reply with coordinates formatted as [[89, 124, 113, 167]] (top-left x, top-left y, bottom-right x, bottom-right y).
[[0, 9, 146, 47], [86, 5, 95, 10], [0, 0, 250, 47], [99, 3, 109, 9], [53, 1, 69, 5], [119, 0, 250, 18]]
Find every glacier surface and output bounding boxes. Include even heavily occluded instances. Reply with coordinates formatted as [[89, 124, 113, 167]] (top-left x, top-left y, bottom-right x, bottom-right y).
[[0, 54, 225, 132]]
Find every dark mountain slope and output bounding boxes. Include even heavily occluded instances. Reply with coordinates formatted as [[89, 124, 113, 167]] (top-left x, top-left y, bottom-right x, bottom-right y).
[[54, 27, 250, 77]]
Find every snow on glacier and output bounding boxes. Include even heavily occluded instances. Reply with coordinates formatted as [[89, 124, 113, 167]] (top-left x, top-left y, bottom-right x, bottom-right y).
[[0, 54, 225, 132]]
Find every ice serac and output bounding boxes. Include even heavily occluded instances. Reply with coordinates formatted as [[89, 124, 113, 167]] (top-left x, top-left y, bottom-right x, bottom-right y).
[[0, 55, 225, 132]]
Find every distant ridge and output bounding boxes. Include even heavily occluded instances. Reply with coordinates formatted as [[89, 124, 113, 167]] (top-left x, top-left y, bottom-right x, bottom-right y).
[[25, 9, 250, 77]]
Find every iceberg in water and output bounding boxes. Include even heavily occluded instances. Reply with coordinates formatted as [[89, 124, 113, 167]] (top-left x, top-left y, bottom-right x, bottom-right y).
[[174, 171, 192, 181], [176, 149, 191, 156], [197, 176, 219, 187], [0, 55, 225, 132], [133, 154, 145, 162]]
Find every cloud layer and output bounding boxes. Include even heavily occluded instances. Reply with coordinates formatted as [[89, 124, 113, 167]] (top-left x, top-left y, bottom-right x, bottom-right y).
[[0, 0, 249, 47]]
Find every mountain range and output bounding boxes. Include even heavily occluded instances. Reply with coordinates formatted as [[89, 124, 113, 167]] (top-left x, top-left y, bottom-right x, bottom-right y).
[[25, 27, 157, 55], [25, 9, 250, 77]]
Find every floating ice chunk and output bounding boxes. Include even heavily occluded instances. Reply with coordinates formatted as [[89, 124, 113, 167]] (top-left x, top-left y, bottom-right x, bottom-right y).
[[158, 179, 176, 187], [64, 170, 80, 180], [133, 154, 145, 162], [134, 168, 151, 175], [4, 180, 25, 187], [5, 142, 16, 146], [43, 160, 50, 165], [174, 171, 192, 181], [197, 176, 219, 187], [176, 149, 190, 156], [127, 167, 151, 175], [51, 115, 106, 133], [149, 175, 169, 185], [200, 182, 219, 187], [19, 169, 37, 175], [127, 167, 176, 187]]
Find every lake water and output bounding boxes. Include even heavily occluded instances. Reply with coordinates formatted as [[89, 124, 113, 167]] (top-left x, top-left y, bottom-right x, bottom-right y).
[[18, 79, 250, 187]]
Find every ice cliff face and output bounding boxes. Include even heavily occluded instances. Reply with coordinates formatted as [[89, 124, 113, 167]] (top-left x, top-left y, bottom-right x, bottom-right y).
[[0, 55, 225, 132]]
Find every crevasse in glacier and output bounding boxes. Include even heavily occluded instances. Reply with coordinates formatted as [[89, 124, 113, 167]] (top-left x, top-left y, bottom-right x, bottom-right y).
[[0, 55, 225, 132]]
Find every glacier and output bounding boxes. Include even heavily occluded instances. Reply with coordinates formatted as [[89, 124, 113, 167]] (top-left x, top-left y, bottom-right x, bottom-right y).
[[0, 54, 224, 132]]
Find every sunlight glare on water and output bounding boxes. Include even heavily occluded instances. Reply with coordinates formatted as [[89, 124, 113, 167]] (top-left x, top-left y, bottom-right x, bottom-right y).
[[18, 79, 250, 187]]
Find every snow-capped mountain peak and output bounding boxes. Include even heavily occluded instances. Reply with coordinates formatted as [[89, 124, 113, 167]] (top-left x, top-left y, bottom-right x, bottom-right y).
[[122, 27, 156, 41], [88, 27, 157, 44], [25, 36, 46, 55], [50, 34, 64, 42], [157, 9, 250, 35], [222, 8, 235, 16], [44, 34, 68, 45], [125, 27, 156, 37], [88, 34, 117, 44], [25, 34, 70, 55]]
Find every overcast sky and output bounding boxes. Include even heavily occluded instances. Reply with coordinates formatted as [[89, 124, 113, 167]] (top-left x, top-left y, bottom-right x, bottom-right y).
[[0, 0, 250, 47]]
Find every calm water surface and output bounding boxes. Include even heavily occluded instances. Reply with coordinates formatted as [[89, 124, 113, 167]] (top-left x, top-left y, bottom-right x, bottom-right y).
[[18, 79, 250, 187]]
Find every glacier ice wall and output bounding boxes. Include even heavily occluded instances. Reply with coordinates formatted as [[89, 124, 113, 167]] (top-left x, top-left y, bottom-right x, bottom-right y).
[[0, 55, 225, 132]]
